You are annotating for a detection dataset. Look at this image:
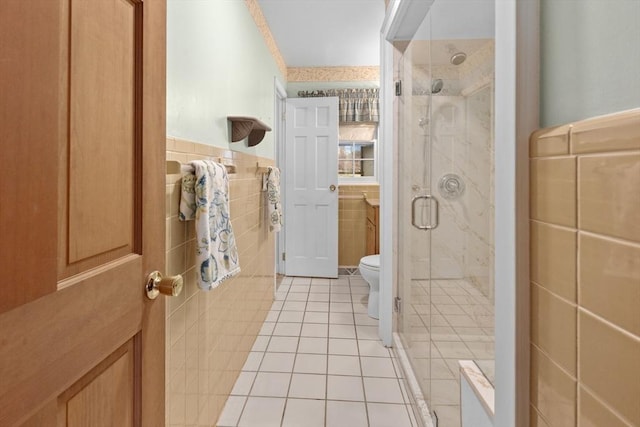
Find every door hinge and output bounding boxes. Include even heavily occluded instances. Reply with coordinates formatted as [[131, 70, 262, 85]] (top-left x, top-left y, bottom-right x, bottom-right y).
[[395, 80, 402, 96], [282, 111, 286, 121], [282, 252, 286, 261], [394, 296, 402, 313]]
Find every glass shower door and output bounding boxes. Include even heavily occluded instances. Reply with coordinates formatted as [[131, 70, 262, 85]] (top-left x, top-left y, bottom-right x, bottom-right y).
[[395, 2, 496, 426], [395, 13, 436, 420]]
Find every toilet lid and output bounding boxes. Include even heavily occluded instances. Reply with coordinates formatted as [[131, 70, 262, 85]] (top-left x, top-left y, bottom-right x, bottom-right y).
[[360, 254, 380, 269]]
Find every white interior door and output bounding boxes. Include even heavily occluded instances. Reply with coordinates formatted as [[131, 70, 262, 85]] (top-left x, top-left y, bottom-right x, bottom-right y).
[[284, 97, 339, 278]]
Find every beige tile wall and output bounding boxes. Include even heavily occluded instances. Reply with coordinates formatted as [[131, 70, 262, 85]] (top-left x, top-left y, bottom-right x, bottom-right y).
[[338, 185, 380, 266], [165, 138, 275, 426], [529, 109, 640, 427]]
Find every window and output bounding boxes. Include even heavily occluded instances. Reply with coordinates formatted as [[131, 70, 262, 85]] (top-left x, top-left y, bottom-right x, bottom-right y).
[[338, 140, 376, 180]]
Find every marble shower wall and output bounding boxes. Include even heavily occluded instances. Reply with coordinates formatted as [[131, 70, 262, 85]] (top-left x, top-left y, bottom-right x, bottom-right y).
[[408, 40, 494, 298]]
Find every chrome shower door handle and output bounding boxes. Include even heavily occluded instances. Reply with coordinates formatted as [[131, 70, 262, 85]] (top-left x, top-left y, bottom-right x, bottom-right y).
[[411, 195, 440, 230]]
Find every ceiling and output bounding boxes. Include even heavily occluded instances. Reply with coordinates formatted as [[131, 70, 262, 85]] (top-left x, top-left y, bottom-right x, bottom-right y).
[[256, 0, 494, 69], [256, 0, 386, 68]]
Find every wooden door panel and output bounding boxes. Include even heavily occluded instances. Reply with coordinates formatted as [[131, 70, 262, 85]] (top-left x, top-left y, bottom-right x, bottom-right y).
[[68, 0, 137, 264], [0, 0, 166, 425], [0, 0, 60, 314], [61, 340, 135, 427], [0, 257, 142, 426]]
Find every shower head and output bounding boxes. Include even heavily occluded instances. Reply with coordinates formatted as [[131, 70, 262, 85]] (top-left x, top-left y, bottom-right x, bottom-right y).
[[431, 79, 443, 94], [450, 52, 467, 65]]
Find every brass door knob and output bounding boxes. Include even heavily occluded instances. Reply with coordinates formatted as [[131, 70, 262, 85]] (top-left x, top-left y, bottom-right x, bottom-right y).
[[329, 184, 337, 192], [145, 271, 184, 300]]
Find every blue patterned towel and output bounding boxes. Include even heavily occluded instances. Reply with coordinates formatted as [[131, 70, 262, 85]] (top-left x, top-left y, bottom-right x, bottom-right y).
[[179, 160, 240, 290], [266, 166, 283, 232]]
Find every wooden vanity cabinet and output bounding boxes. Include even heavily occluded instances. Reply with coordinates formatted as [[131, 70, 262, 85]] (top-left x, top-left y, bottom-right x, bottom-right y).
[[366, 202, 379, 255]]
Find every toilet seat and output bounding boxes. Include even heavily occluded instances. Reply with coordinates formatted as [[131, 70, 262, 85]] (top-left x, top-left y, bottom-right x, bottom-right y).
[[360, 254, 380, 270]]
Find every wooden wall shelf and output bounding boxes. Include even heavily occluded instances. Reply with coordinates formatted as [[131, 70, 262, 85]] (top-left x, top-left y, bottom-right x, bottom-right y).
[[228, 116, 272, 146]]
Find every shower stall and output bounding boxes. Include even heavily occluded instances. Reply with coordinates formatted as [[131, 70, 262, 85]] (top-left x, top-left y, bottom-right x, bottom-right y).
[[393, 1, 496, 425]]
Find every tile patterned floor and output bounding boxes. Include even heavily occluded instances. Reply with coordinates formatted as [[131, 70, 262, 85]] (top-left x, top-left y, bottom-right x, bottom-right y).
[[404, 279, 495, 427], [217, 276, 418, 427]]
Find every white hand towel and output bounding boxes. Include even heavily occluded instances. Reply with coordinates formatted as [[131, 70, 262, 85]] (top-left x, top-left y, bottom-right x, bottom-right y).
[[266, 166, 283, 232], [179, 160, 240, 290]]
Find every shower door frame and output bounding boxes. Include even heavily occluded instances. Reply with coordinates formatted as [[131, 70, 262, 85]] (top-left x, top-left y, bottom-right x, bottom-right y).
[[379, 0, 539, 426]]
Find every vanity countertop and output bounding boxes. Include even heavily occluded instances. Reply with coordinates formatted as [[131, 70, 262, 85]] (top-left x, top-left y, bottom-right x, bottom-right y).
[[365, 198, 380, 207]]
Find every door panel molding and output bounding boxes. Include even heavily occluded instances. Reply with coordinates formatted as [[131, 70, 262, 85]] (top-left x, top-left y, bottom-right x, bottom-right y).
[[284, 97, 339, 278]]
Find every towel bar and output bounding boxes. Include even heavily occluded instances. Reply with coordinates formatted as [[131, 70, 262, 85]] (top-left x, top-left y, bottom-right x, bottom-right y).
[[166, 159, 236, 175], [256, 162, 271, 174]]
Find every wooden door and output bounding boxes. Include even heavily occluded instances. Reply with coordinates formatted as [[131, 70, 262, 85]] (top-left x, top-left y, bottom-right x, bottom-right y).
[[0, 0, 166, 426], [284, 97, 339, 278]]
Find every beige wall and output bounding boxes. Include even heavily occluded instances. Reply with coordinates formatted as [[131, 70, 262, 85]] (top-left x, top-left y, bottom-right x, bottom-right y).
[[165, 138, 275, 425], [529, 109, 640, 427], [338, 185, 380, 266]]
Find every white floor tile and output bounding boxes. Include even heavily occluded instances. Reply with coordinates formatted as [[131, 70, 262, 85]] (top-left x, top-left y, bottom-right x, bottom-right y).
[[328, 338, 359, 356], [289, 285, 310, 293], [330, 302, 353, 313], [297, 337, 328, 354], [293, 353, 327, 374], [282, 301, 306, 311], [367, 403, 413, 427], [304, 311, 329, 324], [217, 396, 246, 426], [330, 293, 352, 303], [432, 405, 461, 427], [329, 312, 354, 324], [250, 372, 291, 397], [226, 275, 450, 427], [237, 397, 285, 427], [354, 313, 378, 326], [465, 341, 495, 358], [327, 355, 361, 376], [329, 324, 357, 339], [430, 379, 461, 405], [360, 356, 396, 378], [291, 277, 312, 285], [301, 323, 328, 338], [282, 399, 325, 427], [278, 311, 305, 323], [326, 400, 368, 427], [286, 293, 308, 302], [431, 358, 456, 380], [288, 373, 326, 399], [358, 340, 390, 358], [250, 336, 270, 352], [356, 325, 379, 340], [308, 292, 330, 302], [266, 336, 299, 353], [306, 302, 330, 312], [230, 371, 257, 396], [242, 352, 264, 371], [352, 302, 369, 314], [434, 341, 474, 359], [444, 314, 477, 327], [311, 278, 331, 285], [326, 375, 364, 401], [265, 310, 280, 322], [259, 352, 295, 372], [259, 322, 276, 336], [273, 322, 302, 337], [363, 378, 405, 403]]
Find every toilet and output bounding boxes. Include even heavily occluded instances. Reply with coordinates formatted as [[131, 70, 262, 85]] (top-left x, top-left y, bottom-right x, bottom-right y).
[[359, 254, 380, 319]]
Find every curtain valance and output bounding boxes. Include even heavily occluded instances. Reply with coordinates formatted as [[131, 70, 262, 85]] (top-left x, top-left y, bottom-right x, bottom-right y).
[[297, 88, 379, 123]]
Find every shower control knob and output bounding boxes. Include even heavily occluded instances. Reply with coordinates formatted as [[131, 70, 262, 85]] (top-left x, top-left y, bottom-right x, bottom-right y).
[[438, 174, 465, 200]]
